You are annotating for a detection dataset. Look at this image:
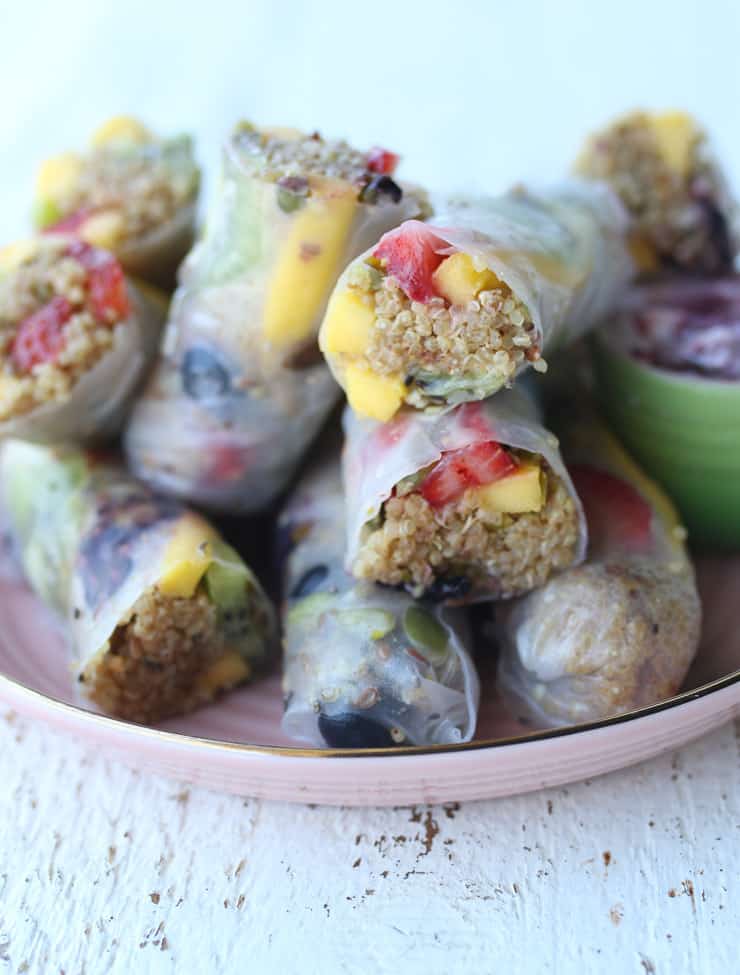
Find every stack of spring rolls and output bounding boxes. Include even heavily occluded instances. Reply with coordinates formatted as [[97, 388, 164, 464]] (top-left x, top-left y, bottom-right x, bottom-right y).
[[1, 107, 731, 740]]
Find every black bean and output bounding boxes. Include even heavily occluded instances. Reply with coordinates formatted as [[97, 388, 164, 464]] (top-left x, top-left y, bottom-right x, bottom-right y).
[[318, 712, 399, 749], [360, 175, 403, 205], [181, 346, 232, 400], [422, 575, 472, 603], [290, 564, 329, 599]]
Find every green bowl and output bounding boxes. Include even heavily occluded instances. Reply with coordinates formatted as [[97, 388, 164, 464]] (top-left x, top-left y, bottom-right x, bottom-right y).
[[592, 334, 740, 550]]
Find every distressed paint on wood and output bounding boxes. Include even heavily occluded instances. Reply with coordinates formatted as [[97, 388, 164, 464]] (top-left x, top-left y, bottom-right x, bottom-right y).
[[0, 709, 738, 974]]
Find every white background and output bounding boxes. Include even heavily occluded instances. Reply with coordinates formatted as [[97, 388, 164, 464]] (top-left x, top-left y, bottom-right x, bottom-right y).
[[2, 0, 739, 238], [1, 3, 739, 972]]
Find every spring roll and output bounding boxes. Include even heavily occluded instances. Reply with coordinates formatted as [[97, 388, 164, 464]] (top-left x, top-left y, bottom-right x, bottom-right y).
[[125, 123, 427, 512], [575, 110, 738, 276], [496, 412, 701, 727], [343, 390, 587, 603], [0, 236, 165, 443], [0, 441, 276, 723], [33, 116, 199, 288], [280, 456, 479, 748], [319, 181, 632, 420]]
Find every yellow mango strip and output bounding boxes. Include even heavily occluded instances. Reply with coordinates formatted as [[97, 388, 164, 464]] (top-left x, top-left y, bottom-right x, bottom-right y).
[[91, 115, 152, 147], [344, 363, 405, 422], [475, 462, 544, 514], [432, 252, 501, 305], [196, 650, 251, 695], [263, 178, 358, 348], [320, 289, 376, 358], [158, 514, 220, 598]]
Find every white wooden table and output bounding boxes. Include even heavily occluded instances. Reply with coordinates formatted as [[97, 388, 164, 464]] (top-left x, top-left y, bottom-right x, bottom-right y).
[[1, 709, 737, 974]]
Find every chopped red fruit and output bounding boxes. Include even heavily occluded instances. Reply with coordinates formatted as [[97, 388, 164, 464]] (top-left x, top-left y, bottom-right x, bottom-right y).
[[420, 441, 517, 508], [66, 240, 130, 323], [44, 208, 92, 235], [457, 401, 494, 439], [206, 443, 247, 484], [11, 296, 73, 371], [367, 147, 400, 175], [374, 413, 411, 450], [569, 465, 653, 550], [373, 222, 446, 303]]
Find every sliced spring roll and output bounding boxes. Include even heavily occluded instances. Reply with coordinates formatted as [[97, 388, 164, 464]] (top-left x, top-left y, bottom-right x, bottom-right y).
[[496, 413, 701, 727], [0, 236, 165, 443], [125, 123, 427, 512], [319, 181, 632, 420], [575, 110, 738, 276], [280, 456, 479, 748], [34, 116, 199, 288], [343, 390, 587, 603], [0, 441, 276, 723]]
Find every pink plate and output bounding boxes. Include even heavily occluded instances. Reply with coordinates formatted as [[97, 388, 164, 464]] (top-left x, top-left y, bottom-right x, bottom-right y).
[[1, 555, 738, 807]]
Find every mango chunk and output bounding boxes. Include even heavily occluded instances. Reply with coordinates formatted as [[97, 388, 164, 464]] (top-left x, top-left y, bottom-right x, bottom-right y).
[[80, 210, 126, 250], [36, 153, 83, 204], [196, 651, 251, 695], [475, 462, 544, 514], [320, 289, 375, 358], [91, 115, 152, 147], [344, 363, 405, 421], [650, 111, 697, 177], [628, 233, 660, 273], [263, 179, 358, 348], [432, 252, 501, 306], [158, 516, 219, 598]]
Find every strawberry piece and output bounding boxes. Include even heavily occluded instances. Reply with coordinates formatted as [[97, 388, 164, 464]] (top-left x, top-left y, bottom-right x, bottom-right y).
[[374, 413, 411, 450], [373, 223, 446, 303], [457, 401, 494, 439], [420, 441, 517, 509], [66, 240, 130, 323], [44, 207, 92, 235], [206, 443, 247, 484], [569, 465, 653, 550], [367, 147, 400, 175], [11, 296, 73, 371]]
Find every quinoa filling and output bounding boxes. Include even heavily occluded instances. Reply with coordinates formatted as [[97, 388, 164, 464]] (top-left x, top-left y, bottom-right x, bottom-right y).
[[0, 239, 130, 422], [576, 113, 734, 273], [84, 585, 244, 724], [42, 137, 198, 244], [354, 462, 579, 599], [347, 261, 543, 405], [231, 123, 413, 209]]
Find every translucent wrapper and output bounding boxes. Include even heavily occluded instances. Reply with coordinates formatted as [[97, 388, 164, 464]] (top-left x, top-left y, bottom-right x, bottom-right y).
[[34, 121, 200, 289], [496, 413, 701, 728], [115, 200, 197, 290], [343, 389, 587, 602], [0, 283, 165, 445], [125, 125, 425, 512], [280, 457, 480, 748], [434, 183, 633, 353], [0, 441, 276, 723], [574, 110, 738, 277], [320, 181, 633, 419]]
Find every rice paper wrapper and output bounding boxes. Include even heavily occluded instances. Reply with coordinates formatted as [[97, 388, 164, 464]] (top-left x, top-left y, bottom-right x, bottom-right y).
[[343, 388, 588, 578], [117, 201, 197, 289], [125, 356, 340, 513], [495, 412, 701, 728], [430, 181, 634, 358], [0, 284, 165, 445], [172, 137, 427, 379], [0, 441, 273, 683], [280, 459, 480, 748]]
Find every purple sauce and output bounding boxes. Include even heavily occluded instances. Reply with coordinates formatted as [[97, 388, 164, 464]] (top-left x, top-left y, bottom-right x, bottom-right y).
[[627, 279, 740, 381]]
